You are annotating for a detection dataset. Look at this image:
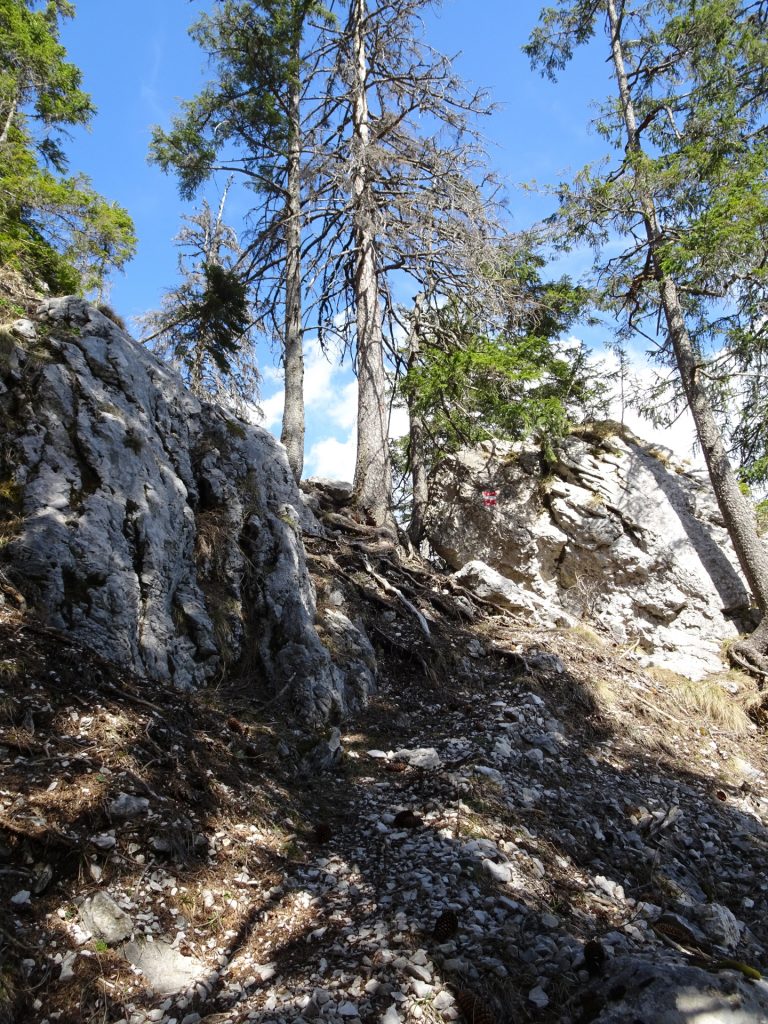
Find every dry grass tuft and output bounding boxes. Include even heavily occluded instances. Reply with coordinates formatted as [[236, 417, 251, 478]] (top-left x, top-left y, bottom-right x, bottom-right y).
[[646, 667, 753, 735], [566, 623, 607, 649]]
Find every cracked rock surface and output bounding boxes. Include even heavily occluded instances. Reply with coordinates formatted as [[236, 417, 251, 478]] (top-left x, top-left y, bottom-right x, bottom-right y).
[[1, 490, 768, 1023], [426, 426, 755, 680], [0, 299, 370, 721]]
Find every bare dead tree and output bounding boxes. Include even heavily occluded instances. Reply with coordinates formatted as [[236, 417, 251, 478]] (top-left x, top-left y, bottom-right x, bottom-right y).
[[302, 0, 504, 526]]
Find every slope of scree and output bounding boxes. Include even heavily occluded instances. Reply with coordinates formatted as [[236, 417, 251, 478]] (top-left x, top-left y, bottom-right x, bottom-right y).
[[1, 484, 768, 1024]]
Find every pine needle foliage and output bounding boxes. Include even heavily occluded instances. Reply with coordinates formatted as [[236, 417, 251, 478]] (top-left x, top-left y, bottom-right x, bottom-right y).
[[398, 254, 611, 473], [0, 1, 135, 295], [140, 193, 259, 412]]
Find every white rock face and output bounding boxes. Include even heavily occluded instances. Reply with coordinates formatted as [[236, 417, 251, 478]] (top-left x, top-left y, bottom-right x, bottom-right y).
[[1, 298, 370, 722], [426, 428, 755, 678], [453, 560, 576, 627]]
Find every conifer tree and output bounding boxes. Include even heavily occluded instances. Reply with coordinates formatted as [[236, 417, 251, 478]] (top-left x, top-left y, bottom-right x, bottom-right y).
[[149, 0, 331, 481], [140, 187, 259, 412], [526, 0, 768, 675], [314, 0, 499, 526], [398, 257, 607, 542], [0, 0, 135, 296]]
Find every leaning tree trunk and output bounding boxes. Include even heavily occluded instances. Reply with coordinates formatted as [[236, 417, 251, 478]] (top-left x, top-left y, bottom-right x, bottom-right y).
[[606, 0, 768, 675], [349, 0, 394, 528], [190, 339, 205, 396], [280, 34, 305, 482]]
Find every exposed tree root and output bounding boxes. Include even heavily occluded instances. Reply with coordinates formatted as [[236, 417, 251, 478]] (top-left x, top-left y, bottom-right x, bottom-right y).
[[728, 619, 768, 682], [729, 642, 768, 681]]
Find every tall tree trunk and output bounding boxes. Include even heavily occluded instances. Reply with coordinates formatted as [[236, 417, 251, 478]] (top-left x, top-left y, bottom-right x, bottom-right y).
[[349, 0, 393, 528], [280, 33, 305, 482], [405, 293, 429, 546], [190, 341, 205, 395], [0, 93, 17, 148], [607, 0, 768, 674]]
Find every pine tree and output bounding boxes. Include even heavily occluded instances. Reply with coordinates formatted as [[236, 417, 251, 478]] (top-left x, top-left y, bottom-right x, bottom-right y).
[[526, 0, 768, 675], [140, 187, 259, 412], [397, 255, 608, 541], [149, 0, 332, 481], [314, 0, 500, 526], [0, 0, 135, 296]]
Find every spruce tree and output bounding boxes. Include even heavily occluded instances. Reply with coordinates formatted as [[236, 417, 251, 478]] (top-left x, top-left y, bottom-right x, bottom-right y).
[[398, 257, 608, 542], [140, 188, 259, 412], [0, 0, 135, 296], [315, 0, 499, 526], [149, 0, 331, 481], [526, 0, 768, 675]]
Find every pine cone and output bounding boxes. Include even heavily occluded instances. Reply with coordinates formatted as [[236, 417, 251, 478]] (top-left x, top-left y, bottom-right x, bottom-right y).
[[314, 822, 333, 844], [384, 761, 408, 773], [392, 809, 422, 828], [455, 989, 496, 1024], [582, 938, 606, 976], [433, 908, 459, 941]]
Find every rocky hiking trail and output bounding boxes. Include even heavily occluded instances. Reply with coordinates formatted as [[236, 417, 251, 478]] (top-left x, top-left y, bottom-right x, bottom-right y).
[[2, 495, 768, 1024]]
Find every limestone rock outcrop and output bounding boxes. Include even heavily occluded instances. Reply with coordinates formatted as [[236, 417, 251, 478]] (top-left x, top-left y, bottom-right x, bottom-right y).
[[426, 426, 755, 678], [584, 956, 768, 1023], [0, 297, 371, 722]]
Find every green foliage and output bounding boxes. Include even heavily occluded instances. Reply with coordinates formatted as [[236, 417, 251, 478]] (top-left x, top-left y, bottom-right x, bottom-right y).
[[186, 262, 251, 376], [526, 0, 768, 485], [149, 0, 331, 199], [148, 261, 253, 394], [0, 0, 93, 170], [141, 194, 260, 409], [0, 1, 135, 294], [398, 255, 610, 474]]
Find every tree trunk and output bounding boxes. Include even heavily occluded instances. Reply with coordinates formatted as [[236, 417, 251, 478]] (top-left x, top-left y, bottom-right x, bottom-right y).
[[606, 0, 768, 674], [190, 341, 205, 396], [0, 93, 17, 148], [405, 293, 429, 546], [349, 0, 393, 528], [280, 39, 305, 483]]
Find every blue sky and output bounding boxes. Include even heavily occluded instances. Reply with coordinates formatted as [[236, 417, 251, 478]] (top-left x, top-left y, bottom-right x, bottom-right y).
[[57, 1, 699, 476]]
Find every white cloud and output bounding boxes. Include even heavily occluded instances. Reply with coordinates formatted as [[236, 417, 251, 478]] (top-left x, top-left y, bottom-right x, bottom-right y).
[[620, 405, 701, 465], [304, 341, 338, 407], [306, 434, 356, 481], [258, 389, 285, 431], [389, 405, 410, 441], [328, 380, 358, 430], [596, 348, 703, 466], [256, 335, 413, 483], [261, 364, 284, 385]]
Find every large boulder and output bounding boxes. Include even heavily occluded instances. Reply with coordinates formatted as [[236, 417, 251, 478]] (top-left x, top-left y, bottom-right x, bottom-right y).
[[582, 956, 768, 1023], [426, 426, 755, 678], [0, 297, 372, 722]]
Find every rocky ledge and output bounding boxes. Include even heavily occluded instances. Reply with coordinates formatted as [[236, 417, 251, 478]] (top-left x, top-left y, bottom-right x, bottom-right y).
[[0, 528, 767, 1024], [425, 426, 757, 679], [0, 298, 373, 723]]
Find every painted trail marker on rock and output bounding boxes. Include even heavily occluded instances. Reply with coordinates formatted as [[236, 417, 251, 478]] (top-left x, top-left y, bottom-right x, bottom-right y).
[[482, 490, 497, 508]]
